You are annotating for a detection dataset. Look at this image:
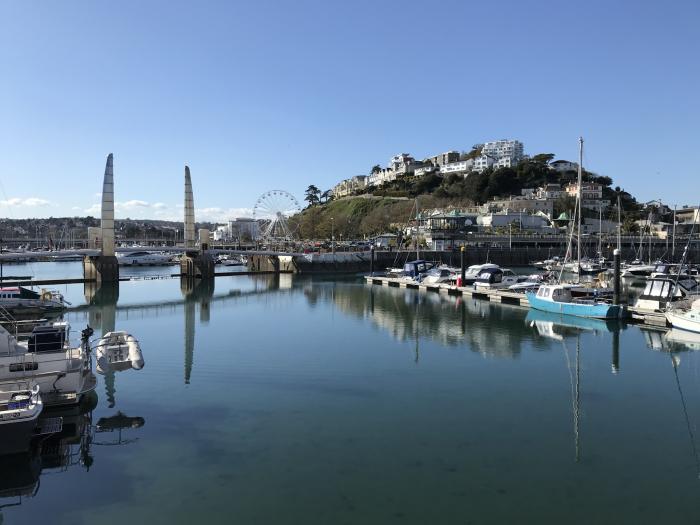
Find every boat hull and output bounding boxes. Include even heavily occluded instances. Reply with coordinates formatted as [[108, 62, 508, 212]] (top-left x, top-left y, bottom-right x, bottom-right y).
[[525, 292, 622, 319], [665, 311, 700, 334]]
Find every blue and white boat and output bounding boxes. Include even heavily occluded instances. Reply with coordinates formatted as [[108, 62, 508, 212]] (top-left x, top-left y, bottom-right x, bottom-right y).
[[526, 284, 622, 319]]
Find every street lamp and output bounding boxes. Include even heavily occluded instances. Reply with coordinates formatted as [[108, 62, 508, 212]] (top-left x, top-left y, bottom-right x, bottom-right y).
[[331, 217, 335, 254]]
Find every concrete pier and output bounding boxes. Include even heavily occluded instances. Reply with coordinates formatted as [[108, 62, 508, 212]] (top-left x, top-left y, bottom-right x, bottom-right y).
[[83, 153, 119, 282]]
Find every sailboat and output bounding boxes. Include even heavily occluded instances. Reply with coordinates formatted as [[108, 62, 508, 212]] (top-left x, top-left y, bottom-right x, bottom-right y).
[[526, 138, 623, 319], [664, 212, 700, 333]]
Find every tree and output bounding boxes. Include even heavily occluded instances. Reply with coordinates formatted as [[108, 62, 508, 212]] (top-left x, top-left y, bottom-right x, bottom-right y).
[[320, 189, 332, 203], [531, 153, 555, 165], [304, 185, 321, 207], [370, 164, 381, 174]]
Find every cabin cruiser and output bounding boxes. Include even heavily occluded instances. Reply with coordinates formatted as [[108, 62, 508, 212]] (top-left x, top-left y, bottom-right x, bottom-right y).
[[0, 322, 96, 406], [0, 287, 66, 317], [526, 284, 622, 319], [0, 380, 42, 454], [634, 276, 698, 311], [386, 260, 435, 280], [509, 274, 546, 293], [117, 251, 173, 266], [420, 266, 456, 284], [649, 263, 700, 280], [665, 299, 700, 334], [621, 263, 657, 279], [459, 263, 500, 286], [474, 267, 524, 290]]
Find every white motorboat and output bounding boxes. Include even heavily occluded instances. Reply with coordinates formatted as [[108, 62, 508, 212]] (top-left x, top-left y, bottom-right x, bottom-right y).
[[460, 263, 500, 285], [420, 266, 457, 284], [0, 322, 96, 406], [0, 287, 66, 317], [634, 276, 698, 311], [474, 267, 524, 290], [665, 299, 700, 334], [0, 380, 42, 454], [621, 264, 656, 279], [117, 251, 173, 266], [509, 274, 545, 293], [95, 331, 144, 373]]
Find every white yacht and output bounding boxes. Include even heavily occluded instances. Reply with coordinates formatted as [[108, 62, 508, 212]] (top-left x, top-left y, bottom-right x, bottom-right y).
[[0, 379, 43, 454], [665, 299, 700, 334], [0, 322, 96, 406], [117, 251, 173, 266], [474, 267, 523, 290], [460, 263, 500, 285], [634, 276, 698, 311], [0, 287, 66, 317]]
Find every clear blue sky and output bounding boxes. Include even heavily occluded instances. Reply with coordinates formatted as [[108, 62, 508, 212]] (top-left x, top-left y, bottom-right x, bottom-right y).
[[1, 0, 698, 221]]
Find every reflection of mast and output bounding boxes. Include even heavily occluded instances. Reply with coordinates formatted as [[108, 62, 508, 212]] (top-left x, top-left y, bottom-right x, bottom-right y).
[[563, 337, 581, 462], [185, 297, 195, 384], [670, 353, 700, 479]]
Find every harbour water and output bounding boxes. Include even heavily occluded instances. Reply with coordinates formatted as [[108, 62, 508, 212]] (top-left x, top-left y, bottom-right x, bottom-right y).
[[1, 264, 699, 524]]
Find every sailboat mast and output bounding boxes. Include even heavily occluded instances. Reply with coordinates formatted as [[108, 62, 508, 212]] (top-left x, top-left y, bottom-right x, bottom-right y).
[[617, 194, 622, 253], [672, 204, 677, 260], [577, 137, 583, 277], [415, 197, 420, 260]]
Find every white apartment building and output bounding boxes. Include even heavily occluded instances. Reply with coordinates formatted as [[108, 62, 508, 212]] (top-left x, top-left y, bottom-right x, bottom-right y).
[[440, 159, 474, 176], [482, 140, 525, 161], [368, 153, 419, 187], [565, 182, 603, 200], [472, 155, 495, 173]]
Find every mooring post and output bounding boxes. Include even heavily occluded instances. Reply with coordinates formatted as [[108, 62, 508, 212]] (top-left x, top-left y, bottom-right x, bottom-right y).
[[369, 245, 375, 277], [613, 248, 621, 305], [460, 246, 466, 286]]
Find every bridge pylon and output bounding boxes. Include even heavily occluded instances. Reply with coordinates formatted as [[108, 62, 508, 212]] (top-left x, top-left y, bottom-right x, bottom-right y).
[[179, 166, 215, 279], [83, 153, 119, 283]]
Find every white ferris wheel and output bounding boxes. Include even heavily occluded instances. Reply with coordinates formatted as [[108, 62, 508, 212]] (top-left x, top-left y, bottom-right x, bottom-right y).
[[253, 190, 301, 241]]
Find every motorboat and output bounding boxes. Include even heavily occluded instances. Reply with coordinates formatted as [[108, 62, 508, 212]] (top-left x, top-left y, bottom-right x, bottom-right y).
[[621, 263, 656, 279], [0, 287, 66, 318], [117, 251, 173, 266], [219, 255, 246, 267], [420, 266, 457, 284], [386, 260, 435, 280], [474, 267, 524, 290], [649, 263, 700, 280], [95, 331, 144, 373], [0, 380, 43, 454], [665, 299, 700, 334], [460, 263, 500, 285], [634, 276, 698, 311], [509, 274, 546, 293], [526, 284, 622, 319], [0, 322, 96, 406]]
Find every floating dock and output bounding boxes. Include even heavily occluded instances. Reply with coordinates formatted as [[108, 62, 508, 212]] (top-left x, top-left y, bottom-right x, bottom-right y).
[[364, 276, 669, 328]]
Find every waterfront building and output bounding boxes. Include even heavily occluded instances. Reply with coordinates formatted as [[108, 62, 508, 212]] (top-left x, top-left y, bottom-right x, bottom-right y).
[[472, 155, 495, 172], [676, 206, 700, 224], [419, 210, 478, 250], [482, 196, 554, 216], [228, 217, 259, 241], [477, 212, 552, 231]]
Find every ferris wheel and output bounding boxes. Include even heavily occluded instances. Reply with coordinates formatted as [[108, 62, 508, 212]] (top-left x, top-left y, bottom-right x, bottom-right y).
[[253, 190, 301, 241]]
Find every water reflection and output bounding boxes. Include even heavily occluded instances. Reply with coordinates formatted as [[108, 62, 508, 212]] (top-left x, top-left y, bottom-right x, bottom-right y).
[[181, 278, 215, 384], [0, 392, 144, 519]]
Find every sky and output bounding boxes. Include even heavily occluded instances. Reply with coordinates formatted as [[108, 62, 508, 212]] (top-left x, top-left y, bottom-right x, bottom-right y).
[[1, 0, 698, 222]]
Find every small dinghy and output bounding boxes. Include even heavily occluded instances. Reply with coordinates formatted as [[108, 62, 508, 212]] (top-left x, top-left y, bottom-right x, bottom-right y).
[[94, 331, 144, 373]]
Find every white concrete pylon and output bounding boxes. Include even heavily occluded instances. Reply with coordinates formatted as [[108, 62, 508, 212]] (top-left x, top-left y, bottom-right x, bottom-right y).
[[101, 153, 115, 256], [184, 166, 196, 249]]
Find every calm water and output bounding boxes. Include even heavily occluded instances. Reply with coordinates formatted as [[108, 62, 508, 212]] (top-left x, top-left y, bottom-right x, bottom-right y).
[[1, 264, 699, 524]]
